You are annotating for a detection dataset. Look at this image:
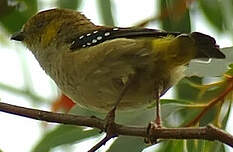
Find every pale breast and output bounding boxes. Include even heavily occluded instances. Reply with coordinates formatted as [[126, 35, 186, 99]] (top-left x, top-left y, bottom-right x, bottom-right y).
[[51, 38, 184, 112]]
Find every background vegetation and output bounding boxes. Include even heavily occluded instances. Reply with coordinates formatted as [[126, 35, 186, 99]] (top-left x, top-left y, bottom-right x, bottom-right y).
[[0, 0, 233, 152]]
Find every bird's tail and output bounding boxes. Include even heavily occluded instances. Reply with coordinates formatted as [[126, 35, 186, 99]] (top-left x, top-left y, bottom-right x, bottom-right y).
[[190, 32, 225, 59]]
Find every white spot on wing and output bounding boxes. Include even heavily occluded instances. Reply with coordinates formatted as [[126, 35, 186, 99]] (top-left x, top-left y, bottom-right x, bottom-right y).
[[104, 32, 110, 36], [79, 35, 84, 39], [71, 41, 75, 45], [97, 36, 102, 40], [92, 39, 97, 43]]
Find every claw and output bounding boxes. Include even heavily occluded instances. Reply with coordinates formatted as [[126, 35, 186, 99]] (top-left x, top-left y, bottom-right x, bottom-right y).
[[145, 121, 159, 144], [104, 108, 117, 134], [145, 89, 163, 144]]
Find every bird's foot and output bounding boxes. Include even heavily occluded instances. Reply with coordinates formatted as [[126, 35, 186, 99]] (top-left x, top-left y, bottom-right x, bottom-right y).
[[145, 120, 162, 144], [103, 108, 117, 136]]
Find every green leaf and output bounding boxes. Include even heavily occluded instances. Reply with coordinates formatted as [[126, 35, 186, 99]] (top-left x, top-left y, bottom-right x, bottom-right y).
[[147, 98, 193, 109], [186, 140, 200, 152], [32, 125, 99, 152], [202, 141, 225, 152], [198, 0, 225, 32], [161, 102, 201, 127], [159, 0, 191, 33], [160, 81, 227, 127], [97, 0, 115, 26], [147, 98, 203, 127], [0, 0, 37, 33], [199, 107, 217, 126], [186, 140, 225, 152], [225, 66, 233, 76], [228, 63, 233, 69], [57, 0, 82, 10], [155, 140, 225, 152], [70, 104, 154, 126], [154, 140, 187, 152], [160, 99, 200, 122], [107, 136, 146, 152], [221, 100, 232, 129], [175, 77, 202, 101], [172, 77, 228, 126], [161, 99, 193, 105]]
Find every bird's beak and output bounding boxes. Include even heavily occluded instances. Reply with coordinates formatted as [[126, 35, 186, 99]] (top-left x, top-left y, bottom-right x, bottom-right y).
[[11, 31, 25, 41]]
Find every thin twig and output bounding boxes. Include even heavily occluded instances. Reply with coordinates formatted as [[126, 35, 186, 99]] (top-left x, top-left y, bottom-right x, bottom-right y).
[[0, 102, 233, 149], [88, 134, 117, 152]]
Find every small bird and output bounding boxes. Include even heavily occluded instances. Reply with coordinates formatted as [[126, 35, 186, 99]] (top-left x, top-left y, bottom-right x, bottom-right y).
[[11, 8, 225, 127]]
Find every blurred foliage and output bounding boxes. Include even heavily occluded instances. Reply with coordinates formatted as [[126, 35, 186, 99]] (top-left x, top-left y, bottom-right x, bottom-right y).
[[97, 0, 115, 26], [107, 136, 146, 152], [159, 0, 191, 33], [0, 0, 37, 33], [0, 0, 233, 152], [198, 0, 225, 31], [32, 125, 99, 152], [56, 0, 82, 10]]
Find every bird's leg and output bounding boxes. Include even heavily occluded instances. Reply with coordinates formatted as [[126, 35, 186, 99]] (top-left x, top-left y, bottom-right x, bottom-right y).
[[104, 75, 133, 134], [145, 89, 162, 144], [154, 90, 162, 127], [89, 78, 132, 152]]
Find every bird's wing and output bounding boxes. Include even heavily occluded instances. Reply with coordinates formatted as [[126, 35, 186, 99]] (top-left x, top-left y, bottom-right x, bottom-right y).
[[70, 27, 181, 50]]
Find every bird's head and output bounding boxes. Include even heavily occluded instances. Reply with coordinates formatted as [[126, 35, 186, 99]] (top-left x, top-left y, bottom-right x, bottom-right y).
[[11, 8, 96, 51]]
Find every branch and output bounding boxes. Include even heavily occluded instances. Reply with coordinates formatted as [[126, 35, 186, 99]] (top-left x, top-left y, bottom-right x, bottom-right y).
[[0, 102, 233, 149]]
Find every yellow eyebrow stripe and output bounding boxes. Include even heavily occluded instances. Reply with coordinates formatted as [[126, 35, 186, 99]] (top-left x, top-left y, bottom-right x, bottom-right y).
[[41, 20, 61, 48]]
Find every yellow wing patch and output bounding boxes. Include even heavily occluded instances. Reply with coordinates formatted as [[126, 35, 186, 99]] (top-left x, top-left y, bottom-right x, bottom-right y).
[[151, 35, 177, 60], [151, 35, 196, 67]]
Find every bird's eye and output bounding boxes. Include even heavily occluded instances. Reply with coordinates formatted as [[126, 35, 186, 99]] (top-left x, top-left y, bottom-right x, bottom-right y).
[[36, 22, 46, 28]]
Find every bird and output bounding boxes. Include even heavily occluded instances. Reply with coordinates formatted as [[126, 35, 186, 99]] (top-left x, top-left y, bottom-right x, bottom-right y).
[[11, 8, 225, 129]]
